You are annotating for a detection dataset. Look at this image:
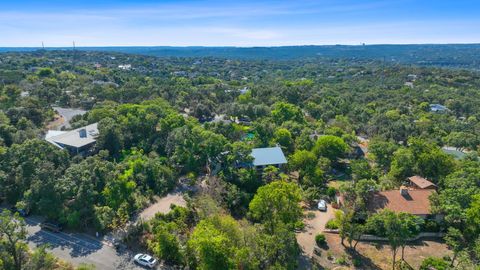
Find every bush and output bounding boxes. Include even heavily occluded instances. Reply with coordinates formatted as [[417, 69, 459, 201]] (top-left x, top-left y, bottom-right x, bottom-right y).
[[326, 187, 337, 198], [315, 233, 326, 246], [419, 257, 449, 270], [335, 254, 347, 265], [423, 219, 440, 232], [352, 257, 362, 267], [306, 212, 316, 219], [295, 220, 305, 230], [325, 219, 339, 229]]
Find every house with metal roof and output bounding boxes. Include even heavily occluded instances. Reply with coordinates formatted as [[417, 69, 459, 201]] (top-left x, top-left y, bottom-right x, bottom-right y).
[[45, 123, 99, 155], [442, 146, 467, 160], [250, 146, 287, 169], [430, 104, 448, 113]]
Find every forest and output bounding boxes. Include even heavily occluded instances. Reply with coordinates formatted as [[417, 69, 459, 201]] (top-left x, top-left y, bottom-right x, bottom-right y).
[[0, 48, 480, 269]]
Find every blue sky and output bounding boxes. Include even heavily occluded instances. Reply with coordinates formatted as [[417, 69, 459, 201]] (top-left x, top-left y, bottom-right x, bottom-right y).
[[1, 0, 479, 47]]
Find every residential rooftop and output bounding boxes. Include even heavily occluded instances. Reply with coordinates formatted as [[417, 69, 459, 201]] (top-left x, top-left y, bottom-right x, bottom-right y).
[[46, 123, 99, 149], [368, 189, 435, 216], [251, 146, 287, 167], [408, 175, 436, 189]]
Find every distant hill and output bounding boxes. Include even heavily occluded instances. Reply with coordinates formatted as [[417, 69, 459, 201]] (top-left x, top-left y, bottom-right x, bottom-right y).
[[1, 44, 480, 69]]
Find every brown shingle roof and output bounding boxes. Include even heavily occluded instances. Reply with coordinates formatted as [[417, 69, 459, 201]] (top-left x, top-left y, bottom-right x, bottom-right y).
[[408, 175, 436, 189], [368, 189, 435, 215]]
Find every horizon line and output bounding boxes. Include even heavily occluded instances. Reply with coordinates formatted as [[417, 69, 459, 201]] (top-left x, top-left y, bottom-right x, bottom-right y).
[[1, 42, 480, 49]]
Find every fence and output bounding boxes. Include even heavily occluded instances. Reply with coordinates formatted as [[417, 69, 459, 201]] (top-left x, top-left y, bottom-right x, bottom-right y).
[[323, 229, 444, 242]]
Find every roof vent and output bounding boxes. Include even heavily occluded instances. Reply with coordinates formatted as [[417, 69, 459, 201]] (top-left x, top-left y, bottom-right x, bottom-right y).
[[79, 129, 87, 138]]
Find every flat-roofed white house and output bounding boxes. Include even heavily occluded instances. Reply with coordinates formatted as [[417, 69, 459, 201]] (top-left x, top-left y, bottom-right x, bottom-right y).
[[251, 146, 287, 169], [45, 123, 99, 155]]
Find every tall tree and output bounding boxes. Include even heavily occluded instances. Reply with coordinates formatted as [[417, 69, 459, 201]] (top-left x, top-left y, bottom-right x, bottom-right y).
[[367, 210, 422, 269], [248, 180, 302, 234], [0, 210, 28, 270], [313, 135, 349, 161]]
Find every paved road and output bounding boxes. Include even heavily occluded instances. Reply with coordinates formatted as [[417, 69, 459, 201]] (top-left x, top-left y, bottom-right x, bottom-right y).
[[24, 216, 147, 270]]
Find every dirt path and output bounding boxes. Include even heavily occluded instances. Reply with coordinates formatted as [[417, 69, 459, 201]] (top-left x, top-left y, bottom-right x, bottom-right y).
[[139, 193, 187, 221], [296, 204, 336, 256]]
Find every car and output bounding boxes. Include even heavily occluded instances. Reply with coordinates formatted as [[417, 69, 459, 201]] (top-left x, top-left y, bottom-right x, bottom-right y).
[[317, 199, 327, 211], [40, 221, 62, 233], [134, 253, 157, 269]]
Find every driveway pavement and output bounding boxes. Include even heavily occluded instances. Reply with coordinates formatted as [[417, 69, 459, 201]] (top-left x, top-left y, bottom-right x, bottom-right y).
[[296, 204, 336, 256], [139, 192, 186, 221], [24, 216, 148, 270]]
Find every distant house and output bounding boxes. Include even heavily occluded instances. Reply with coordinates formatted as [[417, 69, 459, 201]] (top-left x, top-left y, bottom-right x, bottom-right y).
[[408, 175, 436, 190], [407, 74, 418, 81], [239, 87, 249, 95], [404, 81, 414, 88], [367, 188, 439, 220], [45, 123, 99, 155], [442, 146, 467, 160], [250, 146, 287, 169], [118, 64, 131, 70], [430, 104, 448, 113]]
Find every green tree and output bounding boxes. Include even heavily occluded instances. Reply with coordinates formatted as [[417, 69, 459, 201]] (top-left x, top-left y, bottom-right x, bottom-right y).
[[350, 159, 374, 181], [187, 215, 241, 270], [150, 226, 183, 265], [466, 194, 480, 238], [271, 102, 304, 124], [272, 128, 294, 153], [335, 210, 364, 251], [368, 139, 399, 171], [0, 210, 28, 270], [248, 181, 302, 234], [24, 245, 57, 270], [313, 135, 349, 161], [367, 210, 422, 269], [288, 150, 317, 185], [444, 227, 466, 266], [97, 118, 124, 158], [388, 148, 415, 181]]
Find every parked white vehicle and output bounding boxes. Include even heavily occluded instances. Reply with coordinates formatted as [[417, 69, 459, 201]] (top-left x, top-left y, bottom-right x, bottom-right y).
[[317, 199, 327, 211], [134, 253, 157, 269]]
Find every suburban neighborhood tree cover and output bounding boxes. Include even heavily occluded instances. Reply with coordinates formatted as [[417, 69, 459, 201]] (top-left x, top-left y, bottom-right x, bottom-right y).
[[0, 48, 480, 269]]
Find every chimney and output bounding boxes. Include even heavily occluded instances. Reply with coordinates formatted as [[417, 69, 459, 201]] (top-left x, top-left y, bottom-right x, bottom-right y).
[[400, 186, 409, 196], [79, 128, 87, 138]]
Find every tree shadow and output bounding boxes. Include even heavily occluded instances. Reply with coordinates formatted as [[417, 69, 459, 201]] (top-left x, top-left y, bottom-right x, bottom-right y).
[[27, 229, 103, 257], [346, 249, 383, 270], [297, 252, 328, 270]]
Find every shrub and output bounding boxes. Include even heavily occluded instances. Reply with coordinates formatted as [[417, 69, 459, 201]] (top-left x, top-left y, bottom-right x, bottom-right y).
[[423, 219, 440, 232], [295, 220, 305, 230], [326, 187, 337, 198], [306, 212, 316, 219], [315, 233, 326, 246], [335, 254, 347, 265], [419, 257, 449, 270], [325, 219, 339, 229], [352, 257, 362, 267]]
